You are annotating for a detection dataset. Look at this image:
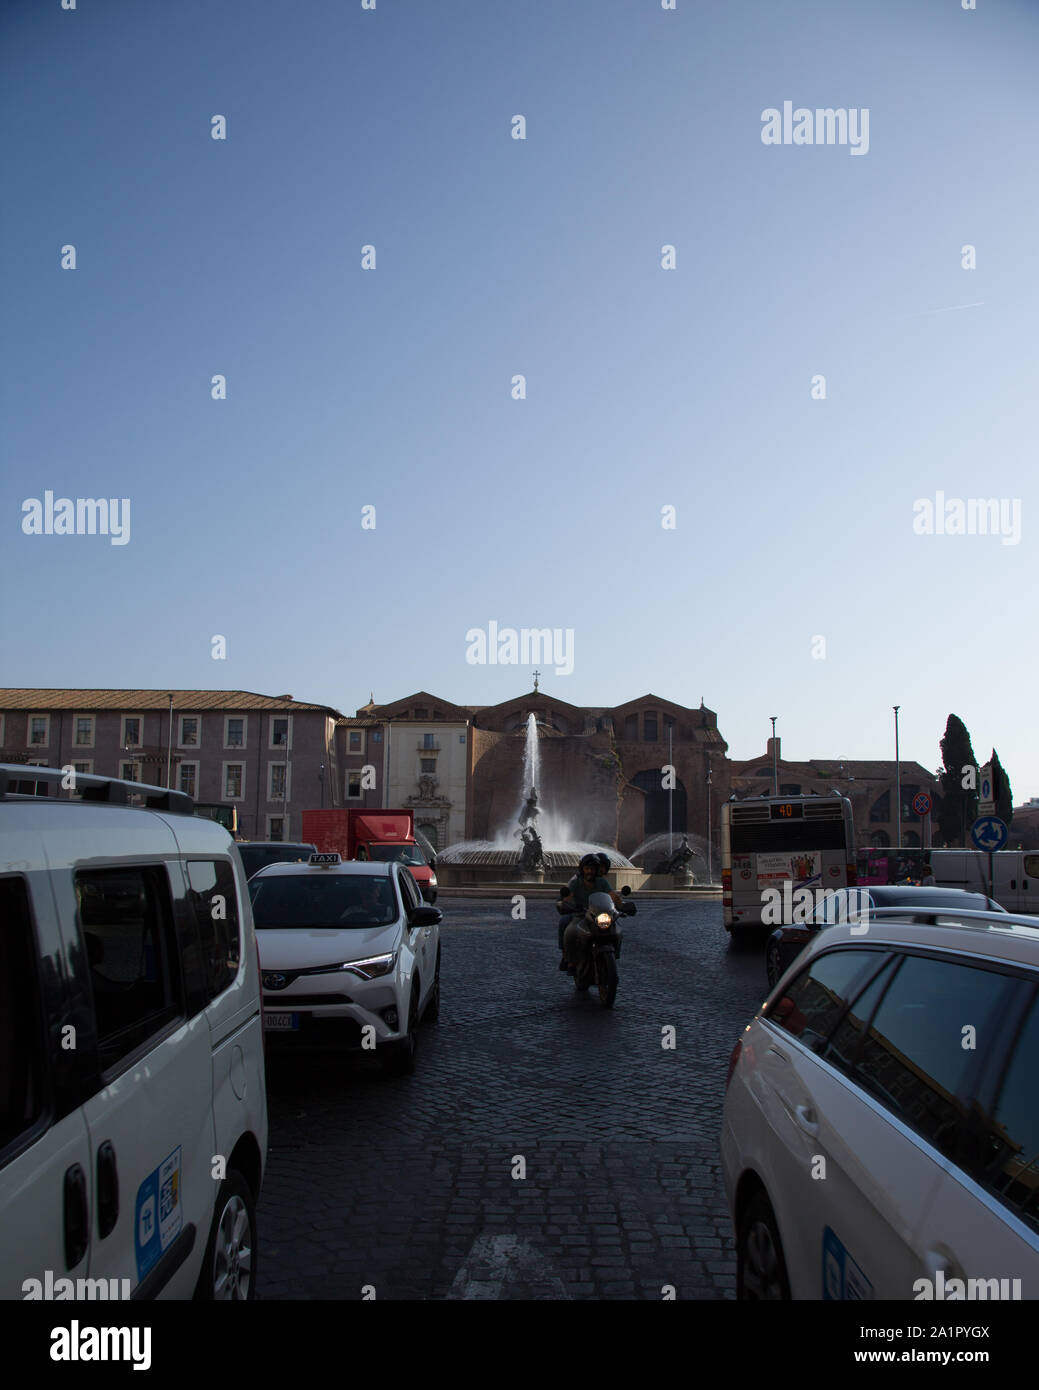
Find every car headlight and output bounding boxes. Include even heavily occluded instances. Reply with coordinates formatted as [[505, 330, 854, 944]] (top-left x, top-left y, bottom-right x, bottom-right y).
[[340, 952, 397, 980], [596, 913, 612, 928]]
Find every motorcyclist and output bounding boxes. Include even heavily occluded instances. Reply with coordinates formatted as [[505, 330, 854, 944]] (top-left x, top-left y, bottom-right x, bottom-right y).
[[558, 852, 623, 971]]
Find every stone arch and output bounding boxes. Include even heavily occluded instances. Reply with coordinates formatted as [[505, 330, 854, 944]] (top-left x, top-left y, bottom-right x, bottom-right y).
[[631, 768, 687, 838]]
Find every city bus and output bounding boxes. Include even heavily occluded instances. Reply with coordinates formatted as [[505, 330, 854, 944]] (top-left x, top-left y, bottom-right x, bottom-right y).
[[721, 792, 856, 932]]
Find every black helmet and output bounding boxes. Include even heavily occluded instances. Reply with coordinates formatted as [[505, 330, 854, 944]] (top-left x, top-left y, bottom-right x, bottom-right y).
[[579, 853, 600, 872], [596, 852, 610, 872]]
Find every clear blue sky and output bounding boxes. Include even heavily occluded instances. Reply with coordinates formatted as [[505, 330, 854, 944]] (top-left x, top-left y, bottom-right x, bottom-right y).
[[3, 0, 1037, 796]]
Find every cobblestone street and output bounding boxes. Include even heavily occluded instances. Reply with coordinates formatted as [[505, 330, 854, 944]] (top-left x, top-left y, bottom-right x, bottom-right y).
[[257, 895, 767, 1300]]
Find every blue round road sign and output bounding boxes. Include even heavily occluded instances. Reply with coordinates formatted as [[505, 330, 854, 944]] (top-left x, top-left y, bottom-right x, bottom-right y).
[[971, 816, 1008, 852], [912, 792, 932, 816]]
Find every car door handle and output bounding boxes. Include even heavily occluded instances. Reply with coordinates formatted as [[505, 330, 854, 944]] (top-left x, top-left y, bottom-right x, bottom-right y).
[[795, 1104, 819, 1133], [64, 1163, 89, 1269], [96, 1141, 119, 1239], [923, 1249, 960, 1281], [766, 1045, 789, 1063]]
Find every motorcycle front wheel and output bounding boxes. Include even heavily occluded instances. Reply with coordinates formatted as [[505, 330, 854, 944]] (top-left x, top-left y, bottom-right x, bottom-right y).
[[595, 950, 618, 1008]]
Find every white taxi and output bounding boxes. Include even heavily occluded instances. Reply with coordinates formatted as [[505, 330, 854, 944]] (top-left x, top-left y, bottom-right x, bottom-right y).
[[249, 854, 441, 1075], [722, 908, 1039, 1300]]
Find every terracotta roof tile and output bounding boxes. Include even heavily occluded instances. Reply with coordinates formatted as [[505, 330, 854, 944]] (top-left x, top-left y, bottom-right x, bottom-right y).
[[0, 689, 343, 715]]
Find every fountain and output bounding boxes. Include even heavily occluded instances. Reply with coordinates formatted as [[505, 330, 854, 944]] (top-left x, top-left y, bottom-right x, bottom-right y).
[[629, 830, 715, 885], [436, 713, 638, 887]]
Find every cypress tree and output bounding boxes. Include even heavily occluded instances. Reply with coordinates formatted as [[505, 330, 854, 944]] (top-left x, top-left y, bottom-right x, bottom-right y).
[[991, 748, 1013, 826], [937, 715, 978, 847]]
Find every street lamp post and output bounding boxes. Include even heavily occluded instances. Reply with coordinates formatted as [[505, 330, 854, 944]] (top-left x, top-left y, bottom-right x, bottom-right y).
[[706, 760, 713, 884], [894, 706, 901, 851], [770, 716, 778, 795], [668, 723, 673, 856], [166, 694, 174, 789]]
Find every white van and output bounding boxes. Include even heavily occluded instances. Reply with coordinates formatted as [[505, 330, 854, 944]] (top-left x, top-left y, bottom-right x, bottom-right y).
[[929, 849, 1039, 914], [0, 766, 268, 1300]]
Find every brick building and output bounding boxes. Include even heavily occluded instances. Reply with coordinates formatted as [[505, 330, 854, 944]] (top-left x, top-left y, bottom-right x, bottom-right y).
[[729, 738, 942, 849]]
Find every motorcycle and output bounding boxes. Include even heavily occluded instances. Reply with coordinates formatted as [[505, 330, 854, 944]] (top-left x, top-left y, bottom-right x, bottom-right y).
[[561, 886, 636, 1008]]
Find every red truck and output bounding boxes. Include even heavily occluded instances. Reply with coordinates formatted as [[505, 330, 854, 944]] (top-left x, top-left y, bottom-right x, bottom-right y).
[[301, 808, 437, 903]]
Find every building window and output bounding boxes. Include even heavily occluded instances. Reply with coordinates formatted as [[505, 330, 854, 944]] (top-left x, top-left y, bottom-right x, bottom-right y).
[[121, 716, 142, 747], [779, 784, 802, 796], [422, 733, 436, 750], [420, 758, 436, 774], [414, 708, 428, 719], [643, 713, 658, 742], [433, 710, 444, 721], [869, 830, 891, 848], [270, 717, 290, 749], [372, 730, 382, 743], [224, 763, 244, 799], [225, 716, 246, 749], [0, 715, 4, 746], [870, 791, 890, 823], [900, 786, 920, 824], [459, 733, 466, 744], [119, 761, 140, 783], [28, 715, 49, 747], [179, 715, 200, 747], [349, 730, 363, 752], [269, 763, 288, 801], [73, 761, 92, 776], [179, 762, 198, 798], [623, 714, 638, 742], [73, 716, 94, 747], [267, 816, 285, 842], [347, 771, 363, 799]]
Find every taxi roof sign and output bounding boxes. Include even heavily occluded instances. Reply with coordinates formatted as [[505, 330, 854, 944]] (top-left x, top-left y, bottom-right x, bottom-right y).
[[309, 852, 342, 866]]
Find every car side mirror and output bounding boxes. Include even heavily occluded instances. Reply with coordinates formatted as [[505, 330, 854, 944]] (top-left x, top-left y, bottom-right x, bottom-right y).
[[409, 905, 442, 928], [429, 854, 437, 869]]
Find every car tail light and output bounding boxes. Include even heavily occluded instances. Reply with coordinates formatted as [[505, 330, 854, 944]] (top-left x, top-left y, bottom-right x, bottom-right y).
[[725, 1038, 742, 1091]]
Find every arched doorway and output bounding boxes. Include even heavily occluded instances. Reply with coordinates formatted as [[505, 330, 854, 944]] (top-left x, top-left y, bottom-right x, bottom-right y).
[[632, 769, 687, 838]]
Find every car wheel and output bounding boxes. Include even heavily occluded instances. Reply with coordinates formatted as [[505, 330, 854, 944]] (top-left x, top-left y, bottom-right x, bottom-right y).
[[766, 942, 782, 990], [381, 984, 419, 1076], [737, 1190, 791, 1300], [424, 949, 440, 1023], [195, 1171, 256, 1301]]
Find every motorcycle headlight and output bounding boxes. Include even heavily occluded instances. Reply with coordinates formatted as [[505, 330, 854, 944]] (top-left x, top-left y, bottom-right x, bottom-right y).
[[596, 913, 612, 928]]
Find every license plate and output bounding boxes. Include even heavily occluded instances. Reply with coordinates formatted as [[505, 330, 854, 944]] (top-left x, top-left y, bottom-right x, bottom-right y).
[[264, 1012, 299, 1031]]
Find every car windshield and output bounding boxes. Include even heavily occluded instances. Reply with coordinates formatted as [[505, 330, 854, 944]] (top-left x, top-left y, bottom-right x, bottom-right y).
[[366, 843, 425, 867], [238, 844, 315, 878], [249, 874, 398, 928]]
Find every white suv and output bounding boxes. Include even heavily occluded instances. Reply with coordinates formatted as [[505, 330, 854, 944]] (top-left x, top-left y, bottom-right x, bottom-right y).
[[722, 908, 1039, 1299], [250, 854, 442, 1075], [0, 765, 268, 1301]]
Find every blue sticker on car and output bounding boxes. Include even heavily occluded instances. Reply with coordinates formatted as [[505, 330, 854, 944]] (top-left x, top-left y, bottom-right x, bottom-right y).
[[822, 1225, 873, 1300], [134, 1147, 183, 1280]]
